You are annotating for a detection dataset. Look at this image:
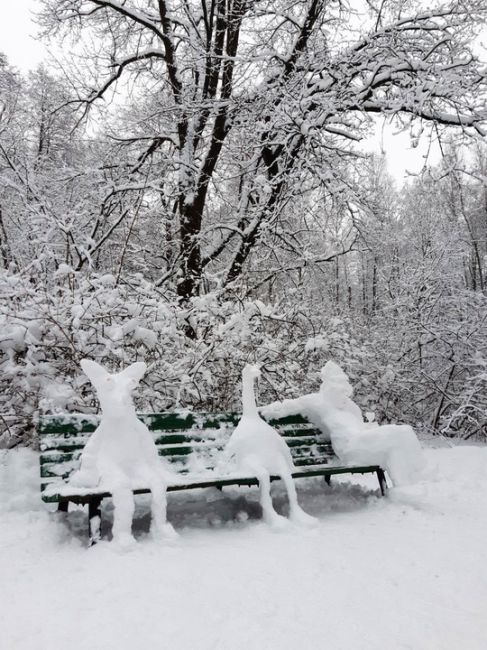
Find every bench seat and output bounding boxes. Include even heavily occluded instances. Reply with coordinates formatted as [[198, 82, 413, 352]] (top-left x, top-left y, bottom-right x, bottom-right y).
[[42, 463, 385, 503]]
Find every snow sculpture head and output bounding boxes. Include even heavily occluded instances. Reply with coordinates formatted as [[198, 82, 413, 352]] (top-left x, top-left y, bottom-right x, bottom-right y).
[[241, 364, 261, 416], [320, 361, 353, 398], [242, 364, 261, 381], [80, 359, 147, 413]]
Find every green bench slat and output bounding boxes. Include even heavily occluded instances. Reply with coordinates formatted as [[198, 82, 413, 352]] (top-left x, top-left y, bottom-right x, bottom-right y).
[[154, 434, 205, 445], [39, 429, 325, 446], [293, 457, 331, 467], [157, 445, 331, 459], [40, 451, 82, 465], [38, 418, 99, 435], [141, 413, 240, 430], [41, 468, 73, 480], [41, 453, 195, 479], [40, 437, 331, 458], [40, 446, 333, 471], [37, 412, 316, 436]]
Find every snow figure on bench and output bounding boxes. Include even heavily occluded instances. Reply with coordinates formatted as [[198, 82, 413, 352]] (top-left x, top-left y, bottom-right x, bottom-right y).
[[226, 364, 317, 529], [70, 360, 175, 546], [319, 361, 424, 487]]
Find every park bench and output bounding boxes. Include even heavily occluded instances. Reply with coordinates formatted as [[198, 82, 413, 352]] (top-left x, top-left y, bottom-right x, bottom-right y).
[[38, 412, 387, 543]]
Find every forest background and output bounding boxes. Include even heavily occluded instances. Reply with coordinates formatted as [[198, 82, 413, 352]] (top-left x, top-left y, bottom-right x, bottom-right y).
[[2, 0, 487, 447]]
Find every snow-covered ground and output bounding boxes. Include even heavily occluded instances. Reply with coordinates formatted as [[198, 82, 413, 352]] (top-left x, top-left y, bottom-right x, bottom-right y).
[[1, 444, 487, 650]]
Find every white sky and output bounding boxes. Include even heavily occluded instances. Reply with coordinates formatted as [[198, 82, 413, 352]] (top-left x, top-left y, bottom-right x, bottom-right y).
[[0, 1, 47, 73], [0, 0, 441, 184]]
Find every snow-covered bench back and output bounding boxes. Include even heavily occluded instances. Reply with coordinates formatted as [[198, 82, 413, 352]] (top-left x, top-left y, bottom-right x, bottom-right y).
[[38, 412, 335, 502]]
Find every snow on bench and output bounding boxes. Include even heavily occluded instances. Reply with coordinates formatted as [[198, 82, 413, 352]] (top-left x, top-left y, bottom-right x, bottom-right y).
[[38, 412, 387, 540]]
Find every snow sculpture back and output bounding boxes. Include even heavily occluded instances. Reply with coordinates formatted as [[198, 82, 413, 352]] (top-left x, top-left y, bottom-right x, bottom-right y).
[[226, 364, 316, 528], [319, 361, 424, 486], [70, 359, 174, 545]]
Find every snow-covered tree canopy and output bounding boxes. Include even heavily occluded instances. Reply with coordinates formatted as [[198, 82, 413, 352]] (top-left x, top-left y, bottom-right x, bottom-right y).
[[37, 0, 487, 301], [2, 0, 487, 447]]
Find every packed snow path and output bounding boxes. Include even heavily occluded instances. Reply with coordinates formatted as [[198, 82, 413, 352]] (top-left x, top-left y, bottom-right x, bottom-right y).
[[1, 444, 486, 650]]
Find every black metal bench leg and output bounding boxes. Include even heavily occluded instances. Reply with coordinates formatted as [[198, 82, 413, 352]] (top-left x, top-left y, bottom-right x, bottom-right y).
[[324, 475, 332, 487], [88, 497, 103, 546], [377, 469, 388, 496], [58, 500, 69, 513]]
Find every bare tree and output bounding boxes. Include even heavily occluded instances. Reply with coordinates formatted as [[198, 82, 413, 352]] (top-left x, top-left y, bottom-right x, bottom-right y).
[[36, 0, 486, 311]]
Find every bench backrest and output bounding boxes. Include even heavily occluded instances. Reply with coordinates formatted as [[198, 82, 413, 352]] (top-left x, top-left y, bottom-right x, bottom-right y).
[[38, 412, 334, 497]]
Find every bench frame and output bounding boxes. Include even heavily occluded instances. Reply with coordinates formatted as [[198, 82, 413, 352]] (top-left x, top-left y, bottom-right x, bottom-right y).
[[38, 412, 388, 544]]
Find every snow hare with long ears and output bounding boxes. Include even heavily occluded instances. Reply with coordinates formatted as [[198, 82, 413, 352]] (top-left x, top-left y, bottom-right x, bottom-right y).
[[226, 364, 317, 528], [70, 359, 176, 546]]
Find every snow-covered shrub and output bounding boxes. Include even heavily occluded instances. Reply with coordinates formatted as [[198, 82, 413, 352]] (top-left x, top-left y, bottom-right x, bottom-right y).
[[3, 261, 487, 448], [0, 269, 369, 447]]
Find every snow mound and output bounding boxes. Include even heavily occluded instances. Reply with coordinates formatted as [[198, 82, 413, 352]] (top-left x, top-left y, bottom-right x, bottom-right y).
[[0, 447, 44, 514]]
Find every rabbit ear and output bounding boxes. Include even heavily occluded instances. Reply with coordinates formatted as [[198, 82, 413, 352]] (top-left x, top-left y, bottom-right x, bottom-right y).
[[119, 362, 147, 385], [80, 359, 110, 387]]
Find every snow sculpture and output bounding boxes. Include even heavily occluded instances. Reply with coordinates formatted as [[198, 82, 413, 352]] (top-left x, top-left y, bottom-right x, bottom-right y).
[[70, 359, 175, 545], [226, 364, 317, 528], [319, 361, 424, 486]]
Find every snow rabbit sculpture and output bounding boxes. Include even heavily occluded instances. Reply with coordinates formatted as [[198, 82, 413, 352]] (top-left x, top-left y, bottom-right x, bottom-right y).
[[226, 364, 317, 528], [70, 359, 175, 545]]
